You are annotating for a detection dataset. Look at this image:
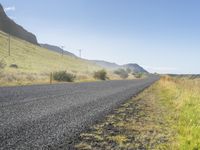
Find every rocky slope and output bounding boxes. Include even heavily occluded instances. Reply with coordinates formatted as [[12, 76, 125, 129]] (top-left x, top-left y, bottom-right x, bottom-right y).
[[0, 4, 38, 45], [92, 60, 148, 73], [122, 63, 148, 73]]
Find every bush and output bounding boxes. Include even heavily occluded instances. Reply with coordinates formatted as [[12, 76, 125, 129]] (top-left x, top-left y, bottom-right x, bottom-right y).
[[53, 71, 76, 82], [9, 64, 18, 68], [133, 73, 143, 78], [126, 68, 132, 74], [94, 70, 107, 80], [114, 68, 129, 79]]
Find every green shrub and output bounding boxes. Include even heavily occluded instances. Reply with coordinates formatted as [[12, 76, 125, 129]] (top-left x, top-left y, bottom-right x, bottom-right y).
[[94, 69, 107, 80], [114, 68, 129, 79], [126, 68, 132, 74], [53, 71, 76, 82], [9, 64, 18, 68], [133, 73, 143, 78]]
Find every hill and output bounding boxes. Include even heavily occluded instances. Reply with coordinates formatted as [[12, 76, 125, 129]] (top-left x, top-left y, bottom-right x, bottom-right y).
[[92, 60, 148, 73], [0, 30, 102, 85], [0, 4, 38, 45], [122, 63, 148, 73], [0, 3, 147, 85], [40, 44, 76, 57]]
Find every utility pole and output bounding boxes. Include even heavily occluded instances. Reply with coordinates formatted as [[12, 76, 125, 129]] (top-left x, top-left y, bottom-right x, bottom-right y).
[[78, 49, 82, 58], [8, 34, 11, 56], [60, 46, 64, 56]]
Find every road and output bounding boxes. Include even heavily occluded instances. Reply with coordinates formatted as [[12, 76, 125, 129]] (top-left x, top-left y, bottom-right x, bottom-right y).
[[0, 76, 159, 150]]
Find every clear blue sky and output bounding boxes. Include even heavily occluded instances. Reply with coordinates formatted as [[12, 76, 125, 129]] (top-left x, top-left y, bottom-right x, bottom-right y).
[[1, 0, 200, 74]]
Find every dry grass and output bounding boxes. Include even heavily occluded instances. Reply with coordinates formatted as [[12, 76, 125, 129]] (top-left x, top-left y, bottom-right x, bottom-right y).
[[158, 76, 200, 149]]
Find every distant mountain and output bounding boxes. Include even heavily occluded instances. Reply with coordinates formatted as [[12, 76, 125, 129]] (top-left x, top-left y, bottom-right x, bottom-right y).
[[91, 60, 148, 73], [0, 4, 38, 45], [122, 63, 148, 73], [40, 44, 76, 57], [91, 60, 120, 70]]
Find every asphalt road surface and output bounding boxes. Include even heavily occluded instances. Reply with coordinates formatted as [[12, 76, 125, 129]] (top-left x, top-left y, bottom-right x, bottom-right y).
[[0, 76, 159, 150]]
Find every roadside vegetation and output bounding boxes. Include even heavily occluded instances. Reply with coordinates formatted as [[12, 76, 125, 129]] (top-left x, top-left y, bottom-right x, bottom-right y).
[[93, 69, 108, 80], [133, 72, 143, 78], [75, 76, 200, 149], [158, 76, 200, 149], [114, 68, 129, 79], [114, 68, 145, 79], [53, 71, 76, 82]]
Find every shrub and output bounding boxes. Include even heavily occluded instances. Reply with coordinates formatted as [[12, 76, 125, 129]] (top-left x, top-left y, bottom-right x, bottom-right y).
[[134, 73, 143, 78], [126, 68, 132, 74], [94, 69, 107, 80], [53, 71, 76, 82], [9, 64, 18, 68], [114, 68, 129, 79]]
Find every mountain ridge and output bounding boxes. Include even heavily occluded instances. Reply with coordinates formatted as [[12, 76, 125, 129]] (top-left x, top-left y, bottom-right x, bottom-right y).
[[122, 63, 148, 73], [0, 4, 38, 45], [91, 60, 120, 69], [92, 60, 148, 73]]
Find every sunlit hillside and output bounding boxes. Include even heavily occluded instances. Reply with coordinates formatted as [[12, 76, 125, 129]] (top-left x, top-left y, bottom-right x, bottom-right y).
[[0, 31, 104, 85]]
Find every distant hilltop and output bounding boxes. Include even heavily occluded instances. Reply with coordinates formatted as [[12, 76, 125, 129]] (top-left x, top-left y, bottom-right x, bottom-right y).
[[91, 60, 148, 73], [91, 60, 120, 70], [122, 63, 148, 74], [0, 4, 38, 45]]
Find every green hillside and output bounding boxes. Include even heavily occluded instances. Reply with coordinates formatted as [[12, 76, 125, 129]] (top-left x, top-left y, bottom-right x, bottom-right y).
[[0, 31, 103, 85]]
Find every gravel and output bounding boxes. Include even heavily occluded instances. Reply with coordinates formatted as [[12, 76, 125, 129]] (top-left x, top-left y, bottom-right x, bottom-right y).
[[0, 76, 159, 150]]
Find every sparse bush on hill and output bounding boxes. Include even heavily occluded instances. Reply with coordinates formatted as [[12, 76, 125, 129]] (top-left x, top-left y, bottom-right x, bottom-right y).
[[9, 64, 18, 68], [53, 71, 76, 82], [114, 68, 129, 79], [93, 70, 107, 80], [126, 68, 132, 74], [133, 73, 143, 78]]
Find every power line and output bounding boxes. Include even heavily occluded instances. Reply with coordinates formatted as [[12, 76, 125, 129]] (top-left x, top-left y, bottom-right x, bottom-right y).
[[60, 46, 64, 56], [78, 49, 82, 58]]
